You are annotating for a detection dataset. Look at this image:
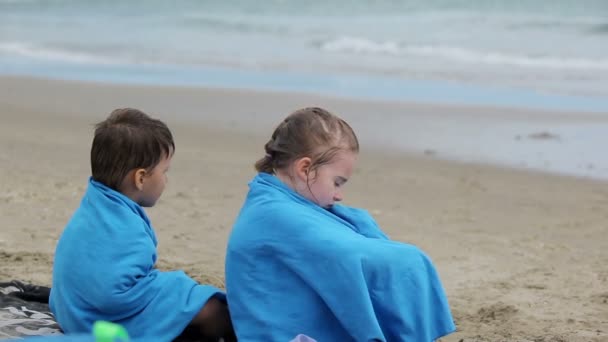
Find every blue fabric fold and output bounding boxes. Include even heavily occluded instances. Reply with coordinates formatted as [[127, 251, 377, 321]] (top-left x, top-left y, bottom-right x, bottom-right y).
[[226, 173, 455, 342], [50, 178, 222, 341]]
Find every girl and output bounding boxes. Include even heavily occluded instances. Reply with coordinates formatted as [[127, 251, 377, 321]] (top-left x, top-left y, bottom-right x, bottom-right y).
[[226, 107, 455, 341]]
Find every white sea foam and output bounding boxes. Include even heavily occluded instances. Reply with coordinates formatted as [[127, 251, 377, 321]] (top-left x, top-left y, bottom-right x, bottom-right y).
[[319, 36, 608, 70], [0, 42, 119, 65]]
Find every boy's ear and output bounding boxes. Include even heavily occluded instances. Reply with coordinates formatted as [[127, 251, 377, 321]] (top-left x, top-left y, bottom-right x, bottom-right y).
[[133, 168, 147, 191], [294, 157, 312, 181]]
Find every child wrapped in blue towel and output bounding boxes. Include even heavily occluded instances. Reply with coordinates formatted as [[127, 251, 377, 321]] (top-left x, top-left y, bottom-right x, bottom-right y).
[[226, 107, 456, 341], [50, 109, 235, 341]]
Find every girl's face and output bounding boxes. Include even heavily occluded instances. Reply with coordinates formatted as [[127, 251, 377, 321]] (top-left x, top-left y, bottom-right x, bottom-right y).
[[302, 150, 357, 208]]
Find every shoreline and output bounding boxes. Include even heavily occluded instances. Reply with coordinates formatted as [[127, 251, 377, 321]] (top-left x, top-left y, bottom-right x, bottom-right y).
[[2, 75, 608, 181], [3, 65, 608, 113]]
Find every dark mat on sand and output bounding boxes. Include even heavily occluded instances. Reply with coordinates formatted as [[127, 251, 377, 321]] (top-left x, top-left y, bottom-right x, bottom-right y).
[[0, 281, 216, 341], [0, 281, 61, 339]]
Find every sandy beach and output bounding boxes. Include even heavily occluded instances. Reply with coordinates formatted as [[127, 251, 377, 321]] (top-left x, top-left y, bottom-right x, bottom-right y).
[[0, 76, 607, 341]]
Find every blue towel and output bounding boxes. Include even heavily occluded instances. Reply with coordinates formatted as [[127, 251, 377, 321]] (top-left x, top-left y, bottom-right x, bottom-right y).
[[226, 173, 455, 341], [50, 178, 222, 341]]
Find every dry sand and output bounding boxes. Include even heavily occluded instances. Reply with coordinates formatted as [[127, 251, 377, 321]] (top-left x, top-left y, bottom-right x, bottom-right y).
[[0, 76, 606, 341]]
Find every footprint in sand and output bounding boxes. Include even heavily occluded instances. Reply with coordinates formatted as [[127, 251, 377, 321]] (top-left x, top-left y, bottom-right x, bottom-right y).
[[475, 302, 519, 323]]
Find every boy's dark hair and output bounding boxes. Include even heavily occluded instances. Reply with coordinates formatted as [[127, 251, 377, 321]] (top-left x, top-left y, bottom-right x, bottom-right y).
[[255, 107, 359, 175], [91, 108, 175, 190]]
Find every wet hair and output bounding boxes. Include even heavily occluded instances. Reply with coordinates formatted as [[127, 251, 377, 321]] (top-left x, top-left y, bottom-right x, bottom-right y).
[[91, 108, 175, 190], [255, 107, 359, 175]]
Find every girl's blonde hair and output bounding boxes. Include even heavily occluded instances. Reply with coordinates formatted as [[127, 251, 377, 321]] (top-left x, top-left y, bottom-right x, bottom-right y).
[[255, 107, 359, 174]]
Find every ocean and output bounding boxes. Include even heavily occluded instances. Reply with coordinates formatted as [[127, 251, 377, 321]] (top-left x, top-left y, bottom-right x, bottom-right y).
[[2, 0, 608, 178]]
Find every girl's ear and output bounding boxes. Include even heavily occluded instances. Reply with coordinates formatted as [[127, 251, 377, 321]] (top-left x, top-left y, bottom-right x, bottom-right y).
[[133, 168, 147, 191], [293, 157, 312, 181]]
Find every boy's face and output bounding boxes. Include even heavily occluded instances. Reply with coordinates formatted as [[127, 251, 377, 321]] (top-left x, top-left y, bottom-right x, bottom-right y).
[[138, 153, 172, 207]]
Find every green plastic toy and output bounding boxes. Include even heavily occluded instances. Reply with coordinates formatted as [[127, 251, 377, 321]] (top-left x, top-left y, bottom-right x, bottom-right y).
[[92, 321, 130, 342]]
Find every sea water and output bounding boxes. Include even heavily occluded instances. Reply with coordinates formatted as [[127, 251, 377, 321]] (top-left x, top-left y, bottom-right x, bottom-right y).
[[2, 0, 608, 178]]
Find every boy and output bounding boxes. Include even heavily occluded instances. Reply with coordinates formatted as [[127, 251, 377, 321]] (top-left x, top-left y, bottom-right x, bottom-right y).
[[49, 108, 234, 341]]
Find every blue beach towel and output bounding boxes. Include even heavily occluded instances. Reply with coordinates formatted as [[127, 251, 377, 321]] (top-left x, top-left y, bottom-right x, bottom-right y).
[[49, 178, 222, 341], [226, 173, 455, 341]]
